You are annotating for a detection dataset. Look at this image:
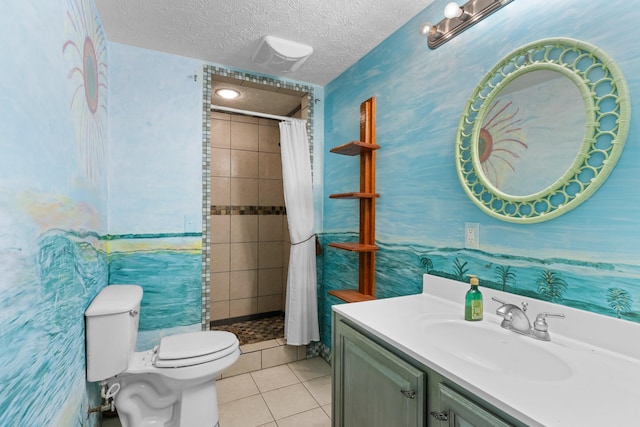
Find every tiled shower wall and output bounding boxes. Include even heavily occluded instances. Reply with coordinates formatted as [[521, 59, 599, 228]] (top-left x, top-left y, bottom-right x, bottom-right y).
[[201, 65, 317, 330], [209, 113, 291, 322]]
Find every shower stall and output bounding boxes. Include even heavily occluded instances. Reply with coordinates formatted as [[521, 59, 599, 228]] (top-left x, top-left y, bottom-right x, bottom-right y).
[[202, 66, 316, 351]]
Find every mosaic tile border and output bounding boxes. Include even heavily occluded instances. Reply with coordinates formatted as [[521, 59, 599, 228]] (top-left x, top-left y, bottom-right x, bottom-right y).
[[201, 65, 316, 331], [210, 205, 287, 215]]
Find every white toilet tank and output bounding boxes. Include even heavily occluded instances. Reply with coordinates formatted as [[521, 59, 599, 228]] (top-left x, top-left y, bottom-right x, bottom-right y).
[[85, 285, 143, 382]]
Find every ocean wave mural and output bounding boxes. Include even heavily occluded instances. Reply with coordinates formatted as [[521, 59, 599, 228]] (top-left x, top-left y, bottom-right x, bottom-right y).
[[3, 0, 110, 424], [109, 251, 200, 330], [320, 232, 640, 347], [0, 229, 203, 425], [0, 230, 107, 427], [322, 0, 640, 353], [108, 234, 203, 350]]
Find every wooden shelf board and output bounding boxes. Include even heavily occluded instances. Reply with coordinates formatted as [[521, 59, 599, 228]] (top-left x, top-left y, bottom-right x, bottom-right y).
[[330, 141, 381, 156], [329, 289, 376, 303], [330, 192, 380, 199], [329, 242, 379, 252]]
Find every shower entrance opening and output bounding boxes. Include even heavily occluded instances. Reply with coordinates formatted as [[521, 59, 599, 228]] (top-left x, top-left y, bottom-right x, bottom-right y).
[[202, 66, 315, 350]]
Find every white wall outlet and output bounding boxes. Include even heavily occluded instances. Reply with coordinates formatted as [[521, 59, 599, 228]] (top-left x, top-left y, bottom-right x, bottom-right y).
[[465, 222, 479, 249]]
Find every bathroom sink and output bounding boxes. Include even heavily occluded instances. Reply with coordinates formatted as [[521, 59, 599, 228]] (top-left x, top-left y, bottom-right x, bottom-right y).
[[422, 319, 572, 382]]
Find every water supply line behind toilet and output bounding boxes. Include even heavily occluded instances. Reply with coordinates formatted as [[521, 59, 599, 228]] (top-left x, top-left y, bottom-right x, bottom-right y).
[[87, 381, 120, 415]]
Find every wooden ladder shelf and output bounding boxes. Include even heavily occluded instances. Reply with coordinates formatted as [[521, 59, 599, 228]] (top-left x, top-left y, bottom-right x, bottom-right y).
[[328, 97, 378, 303]]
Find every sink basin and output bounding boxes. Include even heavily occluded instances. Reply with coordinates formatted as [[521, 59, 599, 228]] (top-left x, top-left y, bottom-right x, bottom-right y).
[[423, 319, 572, 382]]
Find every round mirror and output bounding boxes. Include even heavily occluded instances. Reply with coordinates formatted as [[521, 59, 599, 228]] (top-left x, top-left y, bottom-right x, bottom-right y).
[[456, 38, 630, 223], [478, 70, 586, 196]]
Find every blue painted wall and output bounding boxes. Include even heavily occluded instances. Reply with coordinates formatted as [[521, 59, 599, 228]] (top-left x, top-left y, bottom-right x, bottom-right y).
[[107, 43, 205, 349], [321, 0, 640, 347], [13, 0, 635, 422], [108, 43, 203, 235], [0, 0, 108, 425], [0, 1, 315, 424], [105, 43, 325, 351]]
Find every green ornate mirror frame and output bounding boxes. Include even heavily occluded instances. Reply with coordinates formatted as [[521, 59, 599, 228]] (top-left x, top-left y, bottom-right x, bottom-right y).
[[455, 38, 630, 223]]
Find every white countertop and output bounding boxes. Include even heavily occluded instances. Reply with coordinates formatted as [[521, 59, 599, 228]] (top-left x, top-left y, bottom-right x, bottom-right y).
[[333, 274, 640, 426]]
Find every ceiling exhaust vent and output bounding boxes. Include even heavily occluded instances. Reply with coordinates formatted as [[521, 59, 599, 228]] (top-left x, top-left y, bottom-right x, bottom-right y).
[[251, 36, 313, 73]]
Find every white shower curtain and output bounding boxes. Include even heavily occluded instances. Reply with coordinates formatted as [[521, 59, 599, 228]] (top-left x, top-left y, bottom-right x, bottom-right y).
[[279, 119, 319, 345]]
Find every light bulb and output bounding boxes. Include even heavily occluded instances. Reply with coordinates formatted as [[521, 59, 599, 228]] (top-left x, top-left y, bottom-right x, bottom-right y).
[[216, 89, 240, 99], [419, 22, 436, 37], [444, 2, 463, 19]]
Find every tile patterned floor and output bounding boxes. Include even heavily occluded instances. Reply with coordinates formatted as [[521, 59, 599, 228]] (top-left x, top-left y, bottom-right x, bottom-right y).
[[101, 356, 332, 427], [218, 357, 332, 427], [212, 315, 285, 345]]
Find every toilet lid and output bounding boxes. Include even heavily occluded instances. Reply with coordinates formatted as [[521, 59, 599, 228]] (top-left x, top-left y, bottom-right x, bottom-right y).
[[155, 331, 239, 368]]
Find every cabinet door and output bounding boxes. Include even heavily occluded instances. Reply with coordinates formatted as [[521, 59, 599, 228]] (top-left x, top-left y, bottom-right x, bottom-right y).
[[438, 384, 513, 427], [334, 319, 426, 427]]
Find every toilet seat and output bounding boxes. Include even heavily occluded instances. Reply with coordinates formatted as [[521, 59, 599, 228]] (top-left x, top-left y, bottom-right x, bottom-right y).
[[154, 331, 239, 368]]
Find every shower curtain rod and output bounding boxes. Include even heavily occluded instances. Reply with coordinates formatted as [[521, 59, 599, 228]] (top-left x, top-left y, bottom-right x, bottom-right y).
[[210, 104, 299, 122]]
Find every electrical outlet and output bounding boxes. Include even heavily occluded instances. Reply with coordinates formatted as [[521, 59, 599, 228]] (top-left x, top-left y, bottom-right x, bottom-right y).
[[465, 222, 479, 249]]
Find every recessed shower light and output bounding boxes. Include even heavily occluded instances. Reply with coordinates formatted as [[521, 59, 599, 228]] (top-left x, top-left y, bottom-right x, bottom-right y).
[[215, 89, 240, 99]]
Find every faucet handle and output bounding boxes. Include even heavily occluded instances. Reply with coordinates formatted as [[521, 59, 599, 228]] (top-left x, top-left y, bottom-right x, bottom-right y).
[[521, 301, 528, 312], [533, 312, 565, 332], [541, 312, 566, 318], [491, 296, 510, 305]]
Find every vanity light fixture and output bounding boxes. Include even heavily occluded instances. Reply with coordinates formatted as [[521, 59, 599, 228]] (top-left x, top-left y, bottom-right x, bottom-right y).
[[215, 88, 240, 100], [421, 0, 514, 49]]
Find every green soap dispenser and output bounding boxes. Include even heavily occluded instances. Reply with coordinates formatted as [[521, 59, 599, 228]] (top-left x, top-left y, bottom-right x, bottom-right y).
[[465, 274, 483, 321]]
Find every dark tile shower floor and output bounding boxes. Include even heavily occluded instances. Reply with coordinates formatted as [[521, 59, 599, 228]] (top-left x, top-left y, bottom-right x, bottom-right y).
[[211, 314, 284, 346]]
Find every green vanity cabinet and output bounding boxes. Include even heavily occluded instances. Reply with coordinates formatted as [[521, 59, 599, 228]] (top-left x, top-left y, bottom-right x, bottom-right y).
[[437, 384, 513, 427], [332, 315, 427, 427], [333, 313, 524, 427]]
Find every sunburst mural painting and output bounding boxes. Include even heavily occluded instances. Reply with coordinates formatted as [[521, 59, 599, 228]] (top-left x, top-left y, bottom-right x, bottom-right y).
[[63, 0, 107, 182], [478, 99, 527, 191]]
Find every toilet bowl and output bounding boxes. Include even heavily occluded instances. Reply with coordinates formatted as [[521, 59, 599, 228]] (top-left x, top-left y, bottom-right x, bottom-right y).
[[85, 285, 239, 427]]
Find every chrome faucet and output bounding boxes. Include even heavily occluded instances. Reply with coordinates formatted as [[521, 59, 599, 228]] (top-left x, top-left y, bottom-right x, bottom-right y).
[[494, 299, 531, 333], [492, 297, 565, 341]]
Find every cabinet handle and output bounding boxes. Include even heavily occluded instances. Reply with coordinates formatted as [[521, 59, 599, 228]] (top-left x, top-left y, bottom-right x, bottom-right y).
[[400, 389, 416, 399], [430, 411, 448, 421]]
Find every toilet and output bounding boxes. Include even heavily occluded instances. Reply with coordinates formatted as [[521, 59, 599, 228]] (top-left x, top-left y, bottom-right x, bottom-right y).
[[85, 284, 239, 427]]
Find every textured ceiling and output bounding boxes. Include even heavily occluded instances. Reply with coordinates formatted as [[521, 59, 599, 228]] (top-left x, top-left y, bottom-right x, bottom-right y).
[[94, 0, 433, 86]]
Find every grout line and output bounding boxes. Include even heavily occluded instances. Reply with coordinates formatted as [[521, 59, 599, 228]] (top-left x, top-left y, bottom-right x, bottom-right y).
[[262, 383, 320, 421], [249, 371, 260, 394], [259, 391, 279, 424], [275, 406, 329, 425], [301, 373, 332, 408]]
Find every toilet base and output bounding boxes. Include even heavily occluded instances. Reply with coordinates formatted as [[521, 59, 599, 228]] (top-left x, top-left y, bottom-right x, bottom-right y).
[[103, 337, 239, 427], [112, 373, 221, 427]]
